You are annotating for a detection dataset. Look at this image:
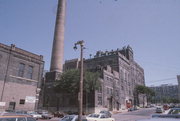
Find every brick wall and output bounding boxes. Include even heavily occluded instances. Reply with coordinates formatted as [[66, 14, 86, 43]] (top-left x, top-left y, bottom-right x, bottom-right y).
[[0, 43, 44, 111]]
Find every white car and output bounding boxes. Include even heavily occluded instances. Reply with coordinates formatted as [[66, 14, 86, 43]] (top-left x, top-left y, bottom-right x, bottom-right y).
[[86, 113, 115, 121], [28, 111, 42, 119]]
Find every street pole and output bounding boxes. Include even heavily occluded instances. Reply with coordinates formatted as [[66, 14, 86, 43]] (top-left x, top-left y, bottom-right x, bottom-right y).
[[74, 40, 84, 121]]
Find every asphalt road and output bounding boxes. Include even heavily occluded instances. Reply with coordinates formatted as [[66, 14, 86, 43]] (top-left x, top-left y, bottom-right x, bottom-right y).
[[112, 108, 156, 121], [39, 108, 156, 121]]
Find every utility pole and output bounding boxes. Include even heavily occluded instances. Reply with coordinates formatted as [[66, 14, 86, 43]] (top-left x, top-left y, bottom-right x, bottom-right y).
[[74, 40, 85, 121]]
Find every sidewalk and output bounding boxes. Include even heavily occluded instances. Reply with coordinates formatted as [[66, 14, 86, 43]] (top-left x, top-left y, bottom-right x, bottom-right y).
[[112, 109, 128, 114]]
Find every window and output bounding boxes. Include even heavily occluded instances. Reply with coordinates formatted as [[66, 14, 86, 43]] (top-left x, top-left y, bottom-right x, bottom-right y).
[[18, 63, 25, 77], [98, 86, 102, 93], [19, 99, 25, 104], [27, 66, 33, 79], [107, 87, 109, 94], [121, 86, 124, 90], [98, 96, 102, 105], [110, 89, 113, 95], [27, 117, 36, 121], [2, 118, 16, 121], [17, 118, 26, 121]]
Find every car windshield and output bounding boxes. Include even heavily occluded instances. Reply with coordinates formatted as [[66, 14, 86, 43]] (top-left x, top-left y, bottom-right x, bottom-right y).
[[88, 114, 99, 118], [61, 115, 75, 121], [168, 109, 180, 114], [0, 118, 16, 121]]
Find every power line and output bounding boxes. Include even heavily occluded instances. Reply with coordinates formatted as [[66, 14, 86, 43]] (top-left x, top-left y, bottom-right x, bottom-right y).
[[146, 77, 177, 84]]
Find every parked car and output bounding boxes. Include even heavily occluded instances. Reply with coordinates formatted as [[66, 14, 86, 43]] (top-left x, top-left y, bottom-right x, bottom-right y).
[[99, 110, 112, 117], [163, 104, 169, 110], [40, 111, 53, 119], [128, 107, 139, 112], [60, 115, 87, 121], [27, 111, 42, 119], [86, 113, 115, 121], [137, 117, 180, 121], [15, 110, 28, 114], [0, 113, 36, 121], [137, 111, 180, 121], [53, 111, 64, 118], [156, 107, 164, 113], [168, 108, 180, 115]]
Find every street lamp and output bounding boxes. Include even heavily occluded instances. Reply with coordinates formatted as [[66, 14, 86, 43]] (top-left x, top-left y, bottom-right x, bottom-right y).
[[74, 40, 85, 121]]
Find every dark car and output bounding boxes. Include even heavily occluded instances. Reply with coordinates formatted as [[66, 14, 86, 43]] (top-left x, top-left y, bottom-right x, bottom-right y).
[[15, 110, 28, 114], [0, 114, 36, 121], [99, 110, 112, 117], [128, 106, 138, 112], [167, 108, 180, 115], [53, 111, 64, 118]]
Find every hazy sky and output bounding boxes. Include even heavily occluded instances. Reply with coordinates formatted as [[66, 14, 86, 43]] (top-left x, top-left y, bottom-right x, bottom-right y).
[[0, 0, 180, 86]]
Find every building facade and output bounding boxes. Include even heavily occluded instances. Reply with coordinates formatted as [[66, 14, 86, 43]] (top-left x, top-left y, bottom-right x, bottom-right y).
[[0, 43, 44, 111], [149, 84, 179, 104], [177, 75, 180, 101], [63, 46, 145, 112]]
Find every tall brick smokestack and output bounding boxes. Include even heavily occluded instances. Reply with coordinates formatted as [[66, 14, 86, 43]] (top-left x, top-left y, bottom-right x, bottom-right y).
[[50, 0, 66, 73]]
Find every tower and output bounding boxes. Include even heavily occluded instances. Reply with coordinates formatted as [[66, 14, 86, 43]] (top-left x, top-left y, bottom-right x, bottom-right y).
[[46, 0, 66, 81], [50, 0, 66, 73], [41, 0, 66, 110]]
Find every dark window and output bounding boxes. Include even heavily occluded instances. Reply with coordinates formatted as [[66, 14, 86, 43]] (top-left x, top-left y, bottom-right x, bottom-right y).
[[107, 87, 109, 94], [17, 118, 26, 121], [27, 66, 33, 79], [98, 96, 102, 105], [110, 89, 113, 95], [19, 99, 25, 104], [27, 117, 36, 121], [0, 118, 16, 121], [9, 102, 16, 110], [121, 86, 124, 90], [98, 86, 102, 93], [18, 63, 25, 77]]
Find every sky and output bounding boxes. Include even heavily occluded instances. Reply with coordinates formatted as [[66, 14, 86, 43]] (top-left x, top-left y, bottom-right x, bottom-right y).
[[0, 0, 180, 86]]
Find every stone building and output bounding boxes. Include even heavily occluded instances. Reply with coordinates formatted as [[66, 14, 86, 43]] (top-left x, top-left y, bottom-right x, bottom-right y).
[[0, 43, 44, 111], [149, 84, 179, 104], [63, 46, 145, 112]]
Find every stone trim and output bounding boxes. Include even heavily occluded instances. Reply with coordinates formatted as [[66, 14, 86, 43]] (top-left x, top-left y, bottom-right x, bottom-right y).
[[9, 75, 38, 82]]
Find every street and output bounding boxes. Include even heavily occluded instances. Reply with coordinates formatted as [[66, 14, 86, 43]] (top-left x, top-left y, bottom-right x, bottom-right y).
[[112, 108, 155, 121], [39, 108, 156, 121]]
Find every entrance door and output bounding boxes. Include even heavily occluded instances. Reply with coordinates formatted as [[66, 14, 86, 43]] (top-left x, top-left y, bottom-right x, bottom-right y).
[[108, 97, 113, 111], [9, 102, 16, 111], [116, 102, 119, 110]]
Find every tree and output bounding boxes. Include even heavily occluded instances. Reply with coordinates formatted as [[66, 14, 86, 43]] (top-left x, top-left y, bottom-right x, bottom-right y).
[[54, 69, 100, 94], [53, 69, 100, 108], [54, 69, 80, 93], [134, 85, 155, 107], [135, 85, 146, 107], [145, 88, 155, 104]]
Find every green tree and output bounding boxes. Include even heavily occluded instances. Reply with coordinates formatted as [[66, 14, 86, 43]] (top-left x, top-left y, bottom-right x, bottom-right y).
[[135, 85, 146, 107], [134, 85, 155, 107], [54, 69, 100, 94], [146, 87, 155, 104]]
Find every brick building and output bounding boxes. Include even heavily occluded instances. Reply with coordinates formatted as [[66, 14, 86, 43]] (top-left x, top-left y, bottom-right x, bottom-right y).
[[62, 46, 145, 112], [0, 43, 44, 111]]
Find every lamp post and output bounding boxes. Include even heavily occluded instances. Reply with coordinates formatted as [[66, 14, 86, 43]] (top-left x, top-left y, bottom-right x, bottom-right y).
[[74, 40, 84, 121]]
